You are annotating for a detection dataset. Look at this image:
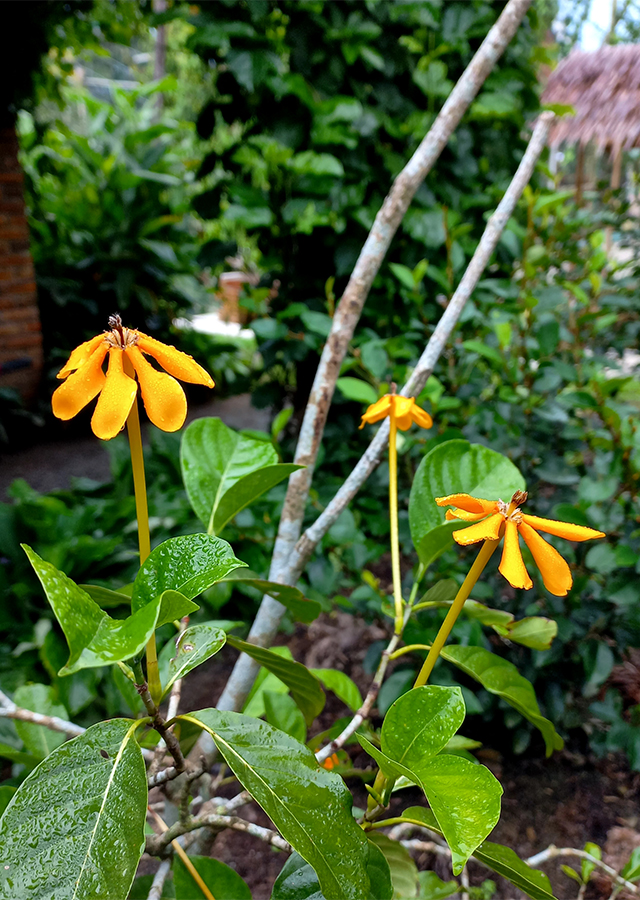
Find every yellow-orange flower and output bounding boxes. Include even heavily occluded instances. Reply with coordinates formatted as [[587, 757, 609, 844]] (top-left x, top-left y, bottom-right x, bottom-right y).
[[321, 752, 340, 771], [359, 394, 433, 431], [52, 314, 214, 440], [435, 490, 605, 597]]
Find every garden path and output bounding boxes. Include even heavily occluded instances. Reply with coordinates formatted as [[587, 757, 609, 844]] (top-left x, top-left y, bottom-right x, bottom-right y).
[[0, 394, 270, 499]]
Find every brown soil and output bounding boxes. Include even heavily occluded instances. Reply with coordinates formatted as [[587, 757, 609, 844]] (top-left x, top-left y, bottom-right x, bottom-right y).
[[146, 613, 640, 899]]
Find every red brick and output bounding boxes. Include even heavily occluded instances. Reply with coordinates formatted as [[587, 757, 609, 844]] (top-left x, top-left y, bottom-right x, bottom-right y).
[[0, 253, 31, 265], [1, 306, 38, 322], [0, 173, 23, 184]]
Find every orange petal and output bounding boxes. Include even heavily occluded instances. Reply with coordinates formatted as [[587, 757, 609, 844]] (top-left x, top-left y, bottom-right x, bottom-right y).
[[91, 349, 137, 441], [498, 520, 533, 590], [391, 396, 414, 418], [445, 508, 487, 522], [411, 406, 433, 429], [359, 395, 391, 429], [395, 412, 413, 430], [519, 521, 572, 597], [52, 343, 108, 420], [136, 333, 214, 387], [57, 334, 106, 379], [521, 514, 605, 543], [453, 513, 503, 545], [435, 493, 496, 515], [126, 345, 187, 432]]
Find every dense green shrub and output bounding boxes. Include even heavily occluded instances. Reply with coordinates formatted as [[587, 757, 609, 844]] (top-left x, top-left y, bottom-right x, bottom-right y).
[[19, 82, 208, 369]]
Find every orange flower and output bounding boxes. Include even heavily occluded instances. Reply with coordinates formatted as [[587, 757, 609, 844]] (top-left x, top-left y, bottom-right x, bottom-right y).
[[359, 394, 433, 431], [52, 314, 214, 440], [322, 752, 340, 771], [435, 491, 605, 597]]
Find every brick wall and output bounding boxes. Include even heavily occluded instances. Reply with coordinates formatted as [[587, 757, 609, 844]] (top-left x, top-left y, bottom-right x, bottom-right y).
[[0, 127, 43, 402]]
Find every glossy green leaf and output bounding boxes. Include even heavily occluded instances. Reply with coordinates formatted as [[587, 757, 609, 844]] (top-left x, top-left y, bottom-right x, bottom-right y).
[[173, 855, 251, 899], [0, 718, 147, 900], [227, 636, 325, 725], [408, 440, 525, 567], [264, 690, 307, 742], [336, 377, 379, 406], [310, 669, 364, 712], [180, 417, 302, 534], [581, 842, 601, 883], [215, 464, 302, 534], [24, 545, 162, 675], [416, 871, 458, 899], [243, 646, 292, 717], [382, 686, 465, 770], [81, 584, 130, 608], [163, 623, 227, 696], [414, 755, 502, 874], [182, 710, 370, 900], [0, 787, 16, 818], [367, 833, 418, 899], [223, 575, 321, 623], [156, 590, 200, 628], [131, 534, 246, 613], [356, 734, 414, 782], [13, 683, 69, 758], [400, 807, 556, 900], [270, 846, 392, 900], [440, 646, 563, 756]]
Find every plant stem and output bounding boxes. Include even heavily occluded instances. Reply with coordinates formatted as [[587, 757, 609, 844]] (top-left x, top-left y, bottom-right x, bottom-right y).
[[413, 539, 500, 687], [125, 387, 161, 705], [388, 406, 404, 634]]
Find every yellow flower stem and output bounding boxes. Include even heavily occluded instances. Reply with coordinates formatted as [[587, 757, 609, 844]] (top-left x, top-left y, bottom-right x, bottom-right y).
[[413, 538, 500, 688], [388, 407, 404, 635], [124, 372, 162, 705]]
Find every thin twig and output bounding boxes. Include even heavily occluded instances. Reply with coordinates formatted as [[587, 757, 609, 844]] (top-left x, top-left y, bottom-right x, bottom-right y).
[[460, 864, 470, 900], [212, 0, 534, 723], [147, 860, 171, 900], [525, 846, 639, 895], [134, 678, 186, 775], [316, 633, 400, 762], [401, 839, 452, 860], [0, 688, 84, 737], [146, 811, 289, 854]]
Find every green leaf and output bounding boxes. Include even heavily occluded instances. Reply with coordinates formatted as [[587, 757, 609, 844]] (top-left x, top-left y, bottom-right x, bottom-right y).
[[408, 440, 525, 568], [506, 617, 557, 651], [180, 417, 302, 534], [461, 340, 504, 367], [163, 623, 227, 696], [381, 686, 465, 770], [173, 855, 251, 899], [215, 464, 302, 535], [131, 534, 246, 613], [0, 719, 147, 900], [81, 584, 130, 608], [0, 741, 42, 770], [223, 575, 321, 623], [356, 734, 414, 782], [440, 646, 563, 756], [367, 833, 418, 899], [182, 710, 370, 900], [157, 590, 200, 628], [24, 545, 163, 675], [336, 377, 379, 406], [414, 755, 502, 874], [264, 690, 307, 742], [581, 843, 601, 884], [226, 636, 325, 725], [400, 808, 556, 900], [0, 787, 16, 818], [561, 865, 581, 885], [13, 683, 69, 759], [416, 871, 458, 899], [621, 846, 640, 882], [271, 845, 393, 900], [310, 669, 364, 712]]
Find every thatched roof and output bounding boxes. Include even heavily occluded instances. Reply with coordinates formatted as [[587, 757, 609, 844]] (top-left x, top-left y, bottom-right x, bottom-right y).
[[541, 44, 640, 152]]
